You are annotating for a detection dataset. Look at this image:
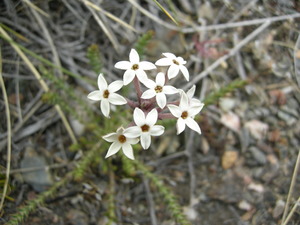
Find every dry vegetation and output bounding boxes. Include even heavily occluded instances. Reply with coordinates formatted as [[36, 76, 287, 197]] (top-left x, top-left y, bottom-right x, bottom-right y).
[[0, 0, 300, 224]]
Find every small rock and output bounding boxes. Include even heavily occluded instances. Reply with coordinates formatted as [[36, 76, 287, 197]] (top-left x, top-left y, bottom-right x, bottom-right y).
[[245, 120, 268, 140], [20, 147, 53, 192], [219, 97, 236, 112], [249, 147, 267, 165], [183, 206, 198, 221], [207, 173, 244, 203], [66, 209, 89, 225], [272, 199, 285, 219], [277, 110, 297, 126], [220, 111, 240, 132], [70, 118, 85, 136], [222, 151, 238, 169], [238, 200, 252, 211], [248, 182, 264, 193]]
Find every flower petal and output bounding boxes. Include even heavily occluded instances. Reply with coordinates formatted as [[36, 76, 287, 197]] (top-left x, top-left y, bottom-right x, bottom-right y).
[[141, 89, 156, 99], [136, 69, 148, 84], [133, 107, 146, 126], [123, 69, 135, 85], [179, 65, 189, 81], [115, 61, 131, 70], [124, 126, 141, 138], [187, 85, 196, 99], [146, 108, 158, 126], [140, 133, 151, 149], [129, 49, 140, 64], [191, 99, 204, 107], [87, 90, 102, 101], [101, 99, 110, 117], [97, 73, 108, 91], [105, 142, 121, 158], [122, 143, 135, 160], [168, 64, 180, 79], [156, 72, 165, 86], [150, 125, 164, 136], [102, 132, 117, 142], [185, 117, 201, 134], [163, 85, 178, 95], [108, 80, 123, 92], [108, 93, 127, 105], [139, 61, 156, 70], [177, 56, 186, 64], [162, 52, 176, 59], [176, 118, 186, 134], [179, 92, 189, 110], [142, 79, 156, 89], [188, 103, 204, 117], [167, 104, 182, 118], [127, 137, 139, 145], [156, 93, 166, 109], [155, 57, 172, 66]]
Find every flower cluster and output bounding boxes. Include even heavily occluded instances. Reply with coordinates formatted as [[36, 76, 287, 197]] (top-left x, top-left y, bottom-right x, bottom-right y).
[[88, 49, 204, 160]]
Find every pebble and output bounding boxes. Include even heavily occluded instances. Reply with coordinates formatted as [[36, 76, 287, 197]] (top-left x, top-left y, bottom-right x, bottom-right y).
[[249, 147, 267, 165], [277, 110, 297, 126], [20, 147, 53, 192], [272, 199, 285, 219], [221, 150, 239, 169]]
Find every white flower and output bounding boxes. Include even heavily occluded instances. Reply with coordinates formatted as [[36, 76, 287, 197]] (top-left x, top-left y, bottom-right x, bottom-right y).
[[167, 92, 204, 135], [87, 73, 127, 118], [141, 72, 178, 108], [124, 108, 164, 149], [180, 85, 203, 107], [103, 127, 139, 160], [115, 49, 156, 85], [155, 53, 189, 81]]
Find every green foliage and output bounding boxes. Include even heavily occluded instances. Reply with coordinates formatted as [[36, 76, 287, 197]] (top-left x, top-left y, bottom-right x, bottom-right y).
[[6, 177, 69, 225], [133, 161, 191, 225], [121, 155, 136, 177], [203, 79, 249, 106], [87, 44, 102, 74], [134, 30, 154, 58]]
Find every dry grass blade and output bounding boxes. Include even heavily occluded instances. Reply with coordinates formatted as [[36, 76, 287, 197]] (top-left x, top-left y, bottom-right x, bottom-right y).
[[0, 26, 78, 145], [82, 0, 120, 51], [22, 0, 50, 18], [282, 196, 300, 225], [128, 0, 178, 30], [281, 150, 300, 225], [0, 46, 12, 212], [81, 0, 137, 32], [182, 13, 300, 33], [24, 0, 63, 78], [151, 0, 178, 25]]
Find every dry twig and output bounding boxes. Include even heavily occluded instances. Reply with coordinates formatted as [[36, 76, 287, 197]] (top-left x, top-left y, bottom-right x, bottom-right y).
[[0, 46, 12, 212]]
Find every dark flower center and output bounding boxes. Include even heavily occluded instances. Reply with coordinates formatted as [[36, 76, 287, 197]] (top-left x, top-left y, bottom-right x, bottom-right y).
[[141, 124, 150, 132], [154, 85, 163, 93], [103, 90, 110, 98], [172, 59, 179, 65], [118, 135, 126, 143], [132, 64, 139, 70], [181, 111, 188, 119]]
